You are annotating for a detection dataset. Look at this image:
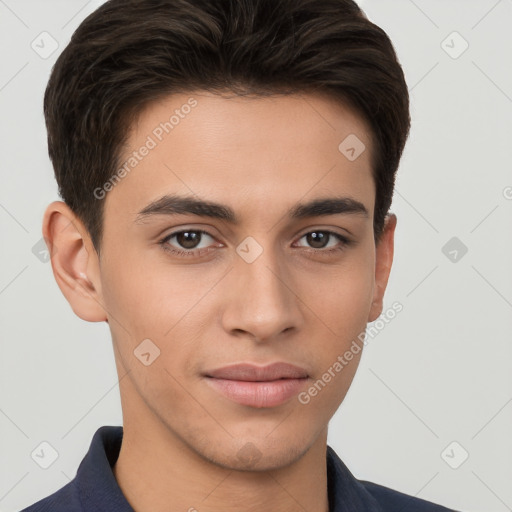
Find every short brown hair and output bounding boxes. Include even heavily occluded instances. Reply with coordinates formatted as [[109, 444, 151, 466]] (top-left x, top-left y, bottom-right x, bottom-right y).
[[44, 0, 410, 253]]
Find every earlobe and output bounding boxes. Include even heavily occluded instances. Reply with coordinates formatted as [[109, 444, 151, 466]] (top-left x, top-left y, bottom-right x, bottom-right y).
[[42, 201, 107, 322], [367, 213, 397, 323]]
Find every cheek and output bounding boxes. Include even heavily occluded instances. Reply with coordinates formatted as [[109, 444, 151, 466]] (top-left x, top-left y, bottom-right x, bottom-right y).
[[296, 248, 375, 407], [301, 250, 375, 335], [99, 248, 219, 375], [100, 243, 185, 330]]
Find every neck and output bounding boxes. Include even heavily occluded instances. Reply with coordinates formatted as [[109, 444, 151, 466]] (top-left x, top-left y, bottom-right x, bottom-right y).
[[112, 401, 330, 512]]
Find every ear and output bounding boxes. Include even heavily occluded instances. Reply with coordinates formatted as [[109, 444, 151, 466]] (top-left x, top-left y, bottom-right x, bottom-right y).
[[367, 213, 397, 323], [42, 201, 107, 322]]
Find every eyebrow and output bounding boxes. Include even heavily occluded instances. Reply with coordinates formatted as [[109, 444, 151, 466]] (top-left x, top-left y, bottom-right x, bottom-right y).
[[135, 194, 369, 224]]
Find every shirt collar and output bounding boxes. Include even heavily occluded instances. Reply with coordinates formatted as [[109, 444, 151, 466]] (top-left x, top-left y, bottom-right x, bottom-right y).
[[76, 425, 382, 512], [326, 444, 383, 511], [75, 426, 133, 511]]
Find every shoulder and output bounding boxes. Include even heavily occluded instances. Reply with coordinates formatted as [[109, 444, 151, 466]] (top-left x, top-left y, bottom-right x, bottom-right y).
[[18, 481, 82, 512], [360, 479, 460, 511]]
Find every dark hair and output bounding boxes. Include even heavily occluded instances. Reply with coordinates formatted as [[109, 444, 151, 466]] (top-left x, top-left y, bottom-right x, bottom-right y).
[[44, 0, 410, 253]]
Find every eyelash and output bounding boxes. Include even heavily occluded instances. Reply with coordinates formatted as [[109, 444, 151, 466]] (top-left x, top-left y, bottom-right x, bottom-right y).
[[158, 229, 353, 258]]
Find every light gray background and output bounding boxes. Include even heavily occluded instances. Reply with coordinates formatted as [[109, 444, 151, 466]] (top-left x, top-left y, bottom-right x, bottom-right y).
[[1, 1, 511, 511]]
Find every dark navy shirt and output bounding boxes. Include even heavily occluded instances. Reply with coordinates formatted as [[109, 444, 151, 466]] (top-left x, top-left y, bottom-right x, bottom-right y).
[[20, 425, 459, 511]]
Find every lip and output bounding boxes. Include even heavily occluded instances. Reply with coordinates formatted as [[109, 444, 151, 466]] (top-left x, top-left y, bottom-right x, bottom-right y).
[[203, 362, 309, 408], [204, 362, 309, 381], [205, 362, 308, 382]]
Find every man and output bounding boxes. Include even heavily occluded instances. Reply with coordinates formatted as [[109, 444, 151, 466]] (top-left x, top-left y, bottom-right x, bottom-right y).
[[21, 0, 460, 510]]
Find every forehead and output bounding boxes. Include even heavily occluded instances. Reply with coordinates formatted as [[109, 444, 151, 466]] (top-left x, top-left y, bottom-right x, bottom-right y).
[[106, 90, 375, 225], [129, 89, 373, 158]]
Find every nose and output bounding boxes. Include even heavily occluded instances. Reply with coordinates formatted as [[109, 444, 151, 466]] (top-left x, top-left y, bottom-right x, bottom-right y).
[[221, 243, 303, 343]]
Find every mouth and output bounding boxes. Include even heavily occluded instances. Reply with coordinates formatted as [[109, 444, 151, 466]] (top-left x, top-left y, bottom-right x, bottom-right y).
[[203, 362, 310, 408]]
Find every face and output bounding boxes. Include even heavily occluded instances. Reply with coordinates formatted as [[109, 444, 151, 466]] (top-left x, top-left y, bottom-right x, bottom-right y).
[[48, 90, 395, 471]]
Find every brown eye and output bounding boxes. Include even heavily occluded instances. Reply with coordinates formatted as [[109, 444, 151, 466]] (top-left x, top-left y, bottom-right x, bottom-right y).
[[295, 231, 350, 251], [174, 231, 202, 249], [305, 231, 329, 249], [160, 229, 217, 256]]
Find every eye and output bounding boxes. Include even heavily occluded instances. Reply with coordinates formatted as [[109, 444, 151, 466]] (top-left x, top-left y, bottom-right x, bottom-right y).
[[294, 230, 351, 253], [159, 228, 353, 258], [159, 229, 218, 257]]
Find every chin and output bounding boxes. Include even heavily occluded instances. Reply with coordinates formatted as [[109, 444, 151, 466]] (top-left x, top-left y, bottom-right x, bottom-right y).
[[196, 435, 312, 472]]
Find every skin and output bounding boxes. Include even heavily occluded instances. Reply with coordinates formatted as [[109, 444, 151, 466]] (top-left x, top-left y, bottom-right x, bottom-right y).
[[43, 90, 396, 512]]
